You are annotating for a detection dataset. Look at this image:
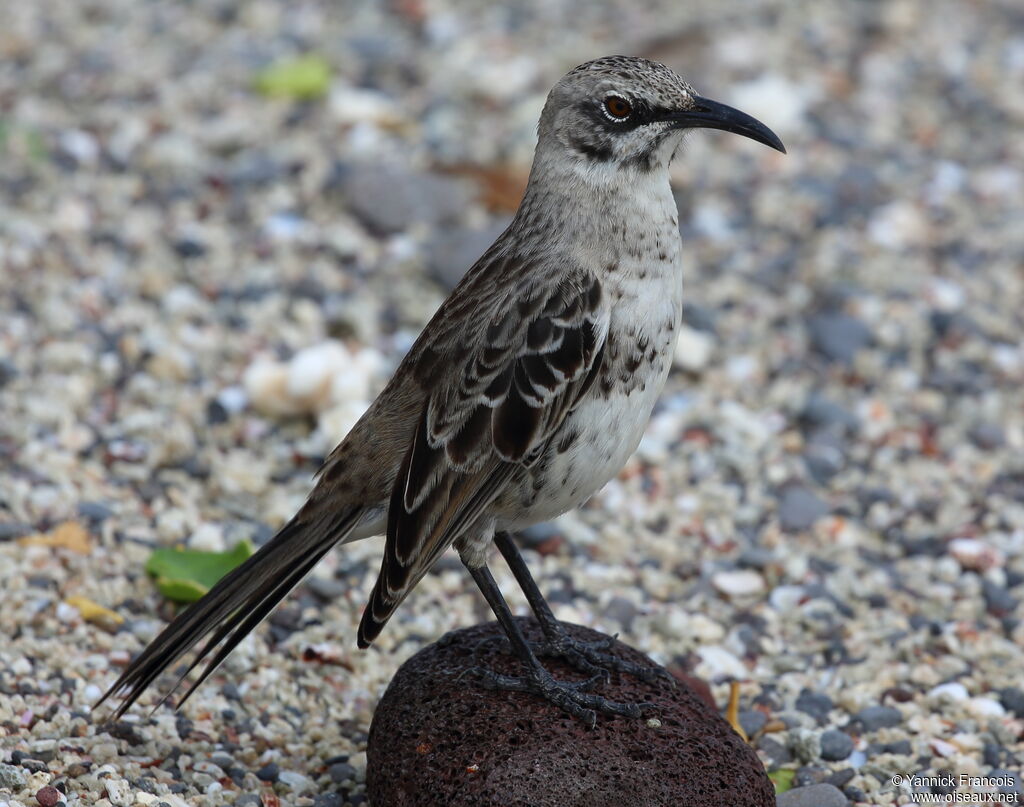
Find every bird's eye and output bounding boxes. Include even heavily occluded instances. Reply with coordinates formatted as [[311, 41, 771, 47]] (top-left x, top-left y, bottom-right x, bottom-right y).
[[603, 96, 633, 121]]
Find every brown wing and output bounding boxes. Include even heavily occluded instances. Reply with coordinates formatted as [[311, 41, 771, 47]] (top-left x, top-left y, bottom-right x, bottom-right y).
[[357, 268, 606, 646]]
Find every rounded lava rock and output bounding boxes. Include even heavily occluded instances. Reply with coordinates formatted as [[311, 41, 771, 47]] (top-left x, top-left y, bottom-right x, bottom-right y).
[[367, 618, 773, 806]]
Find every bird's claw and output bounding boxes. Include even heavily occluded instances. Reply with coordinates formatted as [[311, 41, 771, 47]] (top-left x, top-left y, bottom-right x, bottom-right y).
[[467, 665, 653, 727], [535, 633, 669, 685]]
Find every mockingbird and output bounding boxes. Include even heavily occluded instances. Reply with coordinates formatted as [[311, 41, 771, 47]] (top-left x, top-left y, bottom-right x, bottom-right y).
[[99, 55, 784, 727]]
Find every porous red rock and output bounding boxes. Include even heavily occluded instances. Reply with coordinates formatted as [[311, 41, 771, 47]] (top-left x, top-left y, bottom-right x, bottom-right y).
[[366, 618, 773, 807]]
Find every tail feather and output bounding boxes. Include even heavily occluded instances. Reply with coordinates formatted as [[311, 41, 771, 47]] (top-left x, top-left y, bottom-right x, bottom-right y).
[[96, 506, 360, 719]]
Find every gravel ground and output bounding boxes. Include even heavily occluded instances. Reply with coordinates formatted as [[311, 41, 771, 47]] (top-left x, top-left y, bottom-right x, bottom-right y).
[[2, 1, 1024, 805]]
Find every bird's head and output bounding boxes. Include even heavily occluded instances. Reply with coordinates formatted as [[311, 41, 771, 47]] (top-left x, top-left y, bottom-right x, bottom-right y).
[[538, 56, 785, 176]]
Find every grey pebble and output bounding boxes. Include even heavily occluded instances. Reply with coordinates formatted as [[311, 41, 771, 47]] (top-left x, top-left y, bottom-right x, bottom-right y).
[[739, 710, 767, 737], [313, 795, 344, 807], [77, 501, 114, 522], [776, 783, 849, 807], [852, 705, 902, 731], [228, 151, 284, 188], [778, 487, 829, 532], [681, 302, 717, 333], [0, 762, 27, 789], [0, 522, 33, 541], [970, 423, 1005, 450], [758, 736, 793, 767], [602, 596, 639, 631], [0, 357, 17, 387], [330, 161, 468, 235], [427, 219, 510, 290], [819, 729, 853, 761], [807, 312, 871, 363], [827, 769, 855, 789], [738, 547, 775, 569], [221, 682, 242, 701], [306, 576, 349, 601], [800, 394, 858, 434], [328, 761, 357, 784], [794, 765, 831, 787], [803, 438, 846, 483], [235, 796, 264, 807], [795, 689, 834, 724], [982, 580, 1019, 617]]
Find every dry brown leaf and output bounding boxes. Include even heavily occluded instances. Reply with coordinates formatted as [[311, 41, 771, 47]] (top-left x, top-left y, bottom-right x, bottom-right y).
[[19, 521, 92, 554], [65, 595, 124, 628], [439, 164, 528, 213]]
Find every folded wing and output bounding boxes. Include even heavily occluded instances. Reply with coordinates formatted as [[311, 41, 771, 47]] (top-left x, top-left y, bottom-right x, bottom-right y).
[[357, 266, 607, 646]]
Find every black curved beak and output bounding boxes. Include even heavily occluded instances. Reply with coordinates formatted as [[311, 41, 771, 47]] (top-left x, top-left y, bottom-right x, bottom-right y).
[[666, 95, 786, 154]]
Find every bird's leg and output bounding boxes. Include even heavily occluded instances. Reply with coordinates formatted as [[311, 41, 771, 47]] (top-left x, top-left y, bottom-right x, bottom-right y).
[[494, 531, 671, 685], [464, 560, 650, 727]]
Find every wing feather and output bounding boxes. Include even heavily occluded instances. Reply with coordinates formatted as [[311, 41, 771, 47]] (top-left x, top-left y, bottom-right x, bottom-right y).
[[356, 267, 606, 647]]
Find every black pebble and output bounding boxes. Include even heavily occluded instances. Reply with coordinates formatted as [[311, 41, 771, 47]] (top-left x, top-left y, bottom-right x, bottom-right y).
[[998, 687, 1024, 718], [795, 689, 834, 724], [256, 762, 279, 782]]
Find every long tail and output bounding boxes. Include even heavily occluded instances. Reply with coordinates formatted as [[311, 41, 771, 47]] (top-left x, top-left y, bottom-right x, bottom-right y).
[[95, 504, 361, 719]]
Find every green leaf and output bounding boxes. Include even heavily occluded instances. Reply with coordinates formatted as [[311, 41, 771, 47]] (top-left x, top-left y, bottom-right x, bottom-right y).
[[146, 540, 254, 603], [769, 769, 796, 794], [154, 577, 210, 603], [254, 55, 331, 100]]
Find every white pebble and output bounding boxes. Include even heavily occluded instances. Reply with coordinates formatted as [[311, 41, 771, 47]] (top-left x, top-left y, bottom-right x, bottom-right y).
[[729, 74, 815, 135], [867, 200, 928, 249], [329, 86, 404, 126], [691, 202, 733, 242], [287, 341, 351, 408], [188, 522, 226, 552], [688, 614, 726, 643], [243, 358, 294, 416], [712, 569, 765, 598], [317, 399, 369, 443], [928, 681, 969, 702], [329, 366, 371, 405], [928, 278, 965, 312], [278, 771, 312, 790], [60, 129, 100, 164], [968, 697, 1006, 717], [105, 779, 133, 806], [11, 657, 32, 675], [673, 325, 714, 372], [56, 602, 81, 623], [847, 750, 867, 769], [949, 538, 1004, 571], [216, 385, 248, 414], [696, 645, 747, 679], [769, 585, 805, 611], [929, 738, 958, 758]]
